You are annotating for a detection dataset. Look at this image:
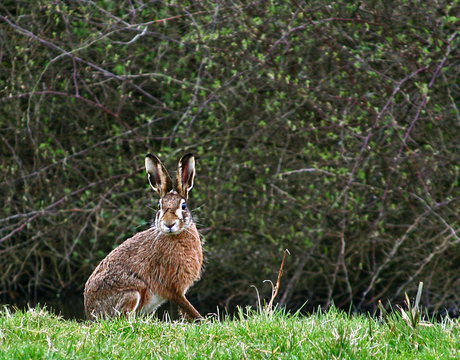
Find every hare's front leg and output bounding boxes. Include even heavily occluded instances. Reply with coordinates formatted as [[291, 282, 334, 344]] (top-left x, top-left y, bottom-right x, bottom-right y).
[[174, 295, 202, 321]]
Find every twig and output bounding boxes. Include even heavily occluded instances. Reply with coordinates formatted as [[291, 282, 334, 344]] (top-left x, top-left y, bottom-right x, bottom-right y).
[[0, 173, 136, 245], [111, 25, 148, 45], [279, 237, 321, 307], [358, 209, 430, 308], [0, 15, 173, 110], [265, 249, 290, 314], [375, 31, 457, 224], [0, 117, 165, 187]]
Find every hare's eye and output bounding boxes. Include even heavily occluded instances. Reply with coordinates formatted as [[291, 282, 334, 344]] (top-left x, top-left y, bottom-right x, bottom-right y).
[[157, 202, 161, 210], [181, 202, 187, 210]]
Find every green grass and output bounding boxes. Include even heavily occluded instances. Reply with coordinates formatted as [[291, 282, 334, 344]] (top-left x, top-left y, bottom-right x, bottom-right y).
[[0, 305, 459, 359]]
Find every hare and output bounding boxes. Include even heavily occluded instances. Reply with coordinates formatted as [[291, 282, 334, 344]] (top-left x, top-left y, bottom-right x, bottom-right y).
[[84, 153, 203, 321]]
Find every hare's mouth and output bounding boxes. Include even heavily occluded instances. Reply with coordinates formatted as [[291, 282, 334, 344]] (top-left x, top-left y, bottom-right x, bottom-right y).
[[160, 223, 182, 235]]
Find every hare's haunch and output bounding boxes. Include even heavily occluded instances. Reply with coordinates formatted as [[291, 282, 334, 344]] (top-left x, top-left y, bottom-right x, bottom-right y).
[[84, 154, 203, 320]]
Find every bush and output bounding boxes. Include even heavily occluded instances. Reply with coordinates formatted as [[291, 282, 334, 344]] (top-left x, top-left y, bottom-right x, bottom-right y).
[[1, 0, 459, 316]]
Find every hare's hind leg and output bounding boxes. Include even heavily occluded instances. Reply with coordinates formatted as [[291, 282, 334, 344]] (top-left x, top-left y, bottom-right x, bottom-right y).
[[116, 290, 143, 315], [88, 290, 143, 319]]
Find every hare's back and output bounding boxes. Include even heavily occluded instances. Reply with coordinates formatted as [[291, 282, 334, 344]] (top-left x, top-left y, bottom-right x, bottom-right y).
[[85, 228, 157, 288]]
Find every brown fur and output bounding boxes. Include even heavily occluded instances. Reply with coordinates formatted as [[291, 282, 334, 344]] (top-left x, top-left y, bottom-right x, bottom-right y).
[[83, 154, 203, 321]]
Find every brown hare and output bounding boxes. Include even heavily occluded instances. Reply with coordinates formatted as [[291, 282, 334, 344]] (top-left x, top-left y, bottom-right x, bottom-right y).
[[84, 153, 203, 321]]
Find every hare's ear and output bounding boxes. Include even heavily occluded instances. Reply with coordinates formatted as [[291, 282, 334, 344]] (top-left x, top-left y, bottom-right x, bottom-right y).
[[145, 154, 173, 197], [174, 153, 195, 200]]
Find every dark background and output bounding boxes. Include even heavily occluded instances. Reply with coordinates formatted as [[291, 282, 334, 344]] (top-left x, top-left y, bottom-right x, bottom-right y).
[[1, 0, 460, 319]]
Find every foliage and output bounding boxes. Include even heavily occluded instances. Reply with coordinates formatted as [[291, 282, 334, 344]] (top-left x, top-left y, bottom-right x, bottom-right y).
[[1, 0, 460, 316]]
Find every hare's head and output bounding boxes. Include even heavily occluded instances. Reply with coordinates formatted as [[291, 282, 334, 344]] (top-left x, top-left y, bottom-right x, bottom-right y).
[[145, 154, 196, 235]]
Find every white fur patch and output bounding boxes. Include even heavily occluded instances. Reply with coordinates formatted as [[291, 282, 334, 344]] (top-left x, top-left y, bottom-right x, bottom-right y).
[[140, 293, 166, 314], [175, 199, 185, 220], [132, 291, 142, 312]]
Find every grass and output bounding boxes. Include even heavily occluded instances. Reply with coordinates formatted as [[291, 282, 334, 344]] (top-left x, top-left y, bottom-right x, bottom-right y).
[[0, 304, 459, 359]]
